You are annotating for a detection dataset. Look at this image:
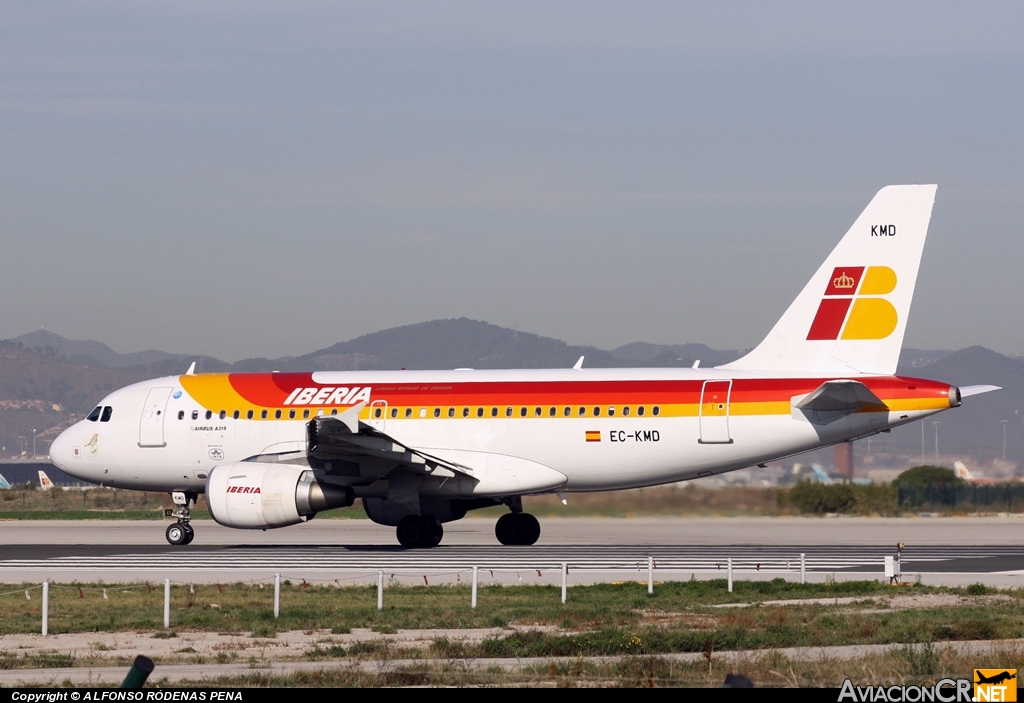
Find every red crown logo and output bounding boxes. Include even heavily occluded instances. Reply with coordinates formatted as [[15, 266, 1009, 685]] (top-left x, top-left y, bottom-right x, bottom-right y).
[[833, 271, 856, 289]]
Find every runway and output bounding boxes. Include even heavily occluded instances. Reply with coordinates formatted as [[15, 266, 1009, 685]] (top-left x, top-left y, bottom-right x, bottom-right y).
[[3, 516, 1024, 585]]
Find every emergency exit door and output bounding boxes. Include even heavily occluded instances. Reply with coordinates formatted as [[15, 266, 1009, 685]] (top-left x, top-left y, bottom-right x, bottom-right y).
[[699, 380, 733, 444]]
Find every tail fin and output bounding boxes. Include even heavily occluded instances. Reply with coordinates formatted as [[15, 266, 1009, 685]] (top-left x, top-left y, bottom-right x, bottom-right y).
[[720, 184, 937, 375], [38, 470, 54, 490]]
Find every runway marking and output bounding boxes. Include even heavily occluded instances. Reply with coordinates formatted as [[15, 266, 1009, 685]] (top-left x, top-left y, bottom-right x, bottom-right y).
[[4, 545, 1023, 573]]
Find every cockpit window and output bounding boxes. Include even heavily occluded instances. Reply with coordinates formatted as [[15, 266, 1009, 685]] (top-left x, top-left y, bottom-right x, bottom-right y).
[[100, 406, 113, 422], [87, 406, 102, 422]]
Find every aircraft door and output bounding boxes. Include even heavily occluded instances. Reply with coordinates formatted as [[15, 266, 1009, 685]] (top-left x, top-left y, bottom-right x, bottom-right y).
[[139, 387, 173, 447], [368, 400, 387, 431], [699, 380, 733, 444]]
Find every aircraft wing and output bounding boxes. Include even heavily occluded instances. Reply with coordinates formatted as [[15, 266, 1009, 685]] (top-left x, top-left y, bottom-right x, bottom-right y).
[[795, 380, 887, 424], [304, 414, 566, 495]]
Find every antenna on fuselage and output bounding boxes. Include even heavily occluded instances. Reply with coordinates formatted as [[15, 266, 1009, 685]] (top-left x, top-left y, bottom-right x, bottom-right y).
[[692, 360, 701, 369], [573, 356, 584, 370], [185, 362, 196, 376]]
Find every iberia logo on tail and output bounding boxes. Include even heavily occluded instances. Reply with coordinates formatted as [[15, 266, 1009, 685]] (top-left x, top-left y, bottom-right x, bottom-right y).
[[806, 266, 898, 340]]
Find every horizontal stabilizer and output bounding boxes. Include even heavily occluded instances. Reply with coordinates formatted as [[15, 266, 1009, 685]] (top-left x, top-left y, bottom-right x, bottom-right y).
[[959, 385, 1001, 398], [795, 380, 887, 424]]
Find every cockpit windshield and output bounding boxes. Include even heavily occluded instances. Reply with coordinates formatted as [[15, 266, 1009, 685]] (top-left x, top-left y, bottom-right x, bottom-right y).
[[87, 406, 102, 422], [100, 406, 113, 422]]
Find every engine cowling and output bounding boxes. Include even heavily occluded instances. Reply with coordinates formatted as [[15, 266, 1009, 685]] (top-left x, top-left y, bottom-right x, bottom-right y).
[[206, 462, 354, 529]]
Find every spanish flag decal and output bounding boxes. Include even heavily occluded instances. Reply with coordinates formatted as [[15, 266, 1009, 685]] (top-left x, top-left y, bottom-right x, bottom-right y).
[[585, 431, 601, 443]]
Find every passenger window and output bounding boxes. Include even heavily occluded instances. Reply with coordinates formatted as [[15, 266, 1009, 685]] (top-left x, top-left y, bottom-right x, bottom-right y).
[[261, 409, 268, 419], [316, 409, 323, 417], [519, 407, 527, 417], [608, 407, 615, 417], [419, 408, 427, 418], [462, 407, 470, 417], [448, 407, 455, 417], [233, 410, 240, 420], [87, 406, 102, 422], [477, 407, 484, 417], [275, 409, 282, 419], [549, 407, 556, 417], [219, 410, 226, 420], [405, 408, 412, 418], [491, 407, 498, 417], [433, 408, 441, 418], [638, 406, 645, 416], [288, 409, 295, 419], [593, 407, 601, 416], [330, 409, 337, 416], [653, 406, 660, 416], [374, 408, 382, 418], [247, 410, 254, 419], [578, 407, 586, 416], [177, 411, 185, 420], [192, 410, 199, 420], [391, 408, 398, 418], [303, 409, 310, 419], [563, 407, 571, 417], [623, 407, 630, 416], [505, 407, 513, 417], [534, 407, 542, 417], [205, 410, 213, 420]]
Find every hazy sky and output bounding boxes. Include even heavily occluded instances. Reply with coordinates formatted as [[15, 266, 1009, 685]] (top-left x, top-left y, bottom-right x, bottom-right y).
[[2, 2, 1023, 361]]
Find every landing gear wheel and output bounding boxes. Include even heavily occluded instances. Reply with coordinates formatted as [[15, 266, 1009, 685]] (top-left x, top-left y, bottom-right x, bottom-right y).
[[182, 525, 195, 545], [495, 513, 541, 546], [166, 523, 189, 546], [426, 515, 443, 547]]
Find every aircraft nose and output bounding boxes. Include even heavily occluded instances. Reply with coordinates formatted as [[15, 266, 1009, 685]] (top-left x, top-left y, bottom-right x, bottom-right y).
[[49, 427, 73, 472]]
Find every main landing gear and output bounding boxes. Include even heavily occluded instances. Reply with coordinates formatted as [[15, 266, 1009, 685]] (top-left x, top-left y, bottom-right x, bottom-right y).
[[166, 491, 196, 546], [396, 514, 443, 548]]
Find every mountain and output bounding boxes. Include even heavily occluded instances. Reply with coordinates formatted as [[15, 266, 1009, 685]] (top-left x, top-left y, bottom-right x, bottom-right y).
[[11, 330, 223, 371]]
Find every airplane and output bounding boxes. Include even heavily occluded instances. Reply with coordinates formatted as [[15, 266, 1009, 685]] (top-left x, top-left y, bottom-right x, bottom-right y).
[[0, 473, 10, 490], [38, 470, 55, 490], [49, 185, 999, 548]]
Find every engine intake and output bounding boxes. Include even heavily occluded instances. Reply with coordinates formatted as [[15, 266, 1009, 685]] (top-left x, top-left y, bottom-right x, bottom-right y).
[[206, 462, 354, 529]]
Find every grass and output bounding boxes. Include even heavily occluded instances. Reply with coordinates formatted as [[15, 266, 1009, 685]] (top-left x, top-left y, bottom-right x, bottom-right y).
[[163, 643, 1024, 687], [3, 578, 1024, 659]]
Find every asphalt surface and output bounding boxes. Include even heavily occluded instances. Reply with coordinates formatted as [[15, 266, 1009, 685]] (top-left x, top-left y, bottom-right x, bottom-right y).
[[2, 517, 1024, 585]]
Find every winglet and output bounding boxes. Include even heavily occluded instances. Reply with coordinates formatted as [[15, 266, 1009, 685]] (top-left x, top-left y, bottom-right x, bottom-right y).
[[337, 402, 367, 433], [186, 362, 196, 376], [573, 356, 584, 370]]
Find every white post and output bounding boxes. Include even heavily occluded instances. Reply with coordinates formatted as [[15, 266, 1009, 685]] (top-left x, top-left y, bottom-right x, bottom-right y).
[[561, 563, 567, 604], [377, 570, 384, 611], [800, 553, 806, 584], [41, 581, 48, 636], [163, 579, 170, 628], [471, 567, 478, 609], [727, 558, 733, 593], [274, 573, 281, 619], [647, 557, 654, 595]]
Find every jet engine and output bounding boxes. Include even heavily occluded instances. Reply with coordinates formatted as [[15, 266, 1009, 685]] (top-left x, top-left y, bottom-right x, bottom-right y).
[[206, 462, 353, 529]]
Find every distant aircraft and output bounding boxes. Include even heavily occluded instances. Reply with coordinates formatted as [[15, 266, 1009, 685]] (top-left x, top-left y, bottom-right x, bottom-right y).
[[0, 473, 10, 490], [49, 185, 999, 547], [953, 460, 1001, 485], [38, 470, 55, 490]]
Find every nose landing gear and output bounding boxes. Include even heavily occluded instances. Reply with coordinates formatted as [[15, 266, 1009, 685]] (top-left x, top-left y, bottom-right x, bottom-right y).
[[495, 497, 541, 545], [166, 491, 197, 546]]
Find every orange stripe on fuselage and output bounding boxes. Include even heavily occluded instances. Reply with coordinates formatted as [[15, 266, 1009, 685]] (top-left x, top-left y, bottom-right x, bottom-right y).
[[176, 373, 953, 419]]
